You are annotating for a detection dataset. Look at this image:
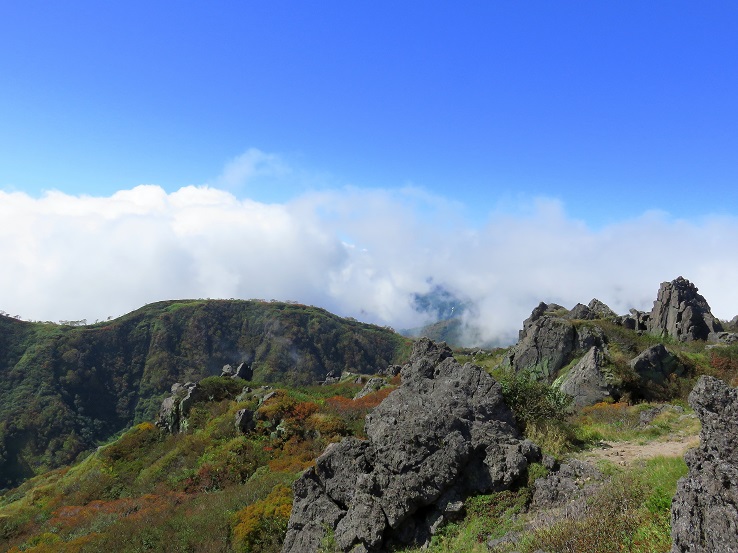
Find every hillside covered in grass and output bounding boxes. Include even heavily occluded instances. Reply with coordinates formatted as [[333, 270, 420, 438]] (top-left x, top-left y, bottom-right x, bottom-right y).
[[3, 338, 729, 553], [0, 300, 411, 489]]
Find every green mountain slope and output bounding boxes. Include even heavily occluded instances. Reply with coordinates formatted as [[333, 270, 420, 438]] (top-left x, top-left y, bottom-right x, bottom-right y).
[[0, 300, 411, 489]]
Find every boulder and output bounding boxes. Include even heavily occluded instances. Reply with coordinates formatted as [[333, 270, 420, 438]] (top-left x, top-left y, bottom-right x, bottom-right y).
[[155, 382, 206, 433], [221, 364, 235, 377], [379, 364, 402, 377], [709, 331, 738, 345], [629, 344, 686, 384], [620, 309, 650, 331], [504, 315, 576, 380], [221, 362, 253, 380], [558, 346, 620, 408], [281, 338, 540, 553], [648, 277, 723, 341], [565, 303, 596, 320], [235, 408, 255, 434], [504, 304, 607, 381], [671, 376, 738, 553]]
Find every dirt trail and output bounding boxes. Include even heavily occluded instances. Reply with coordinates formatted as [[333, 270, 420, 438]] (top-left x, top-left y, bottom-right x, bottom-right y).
[[580, 434, 700, 466]]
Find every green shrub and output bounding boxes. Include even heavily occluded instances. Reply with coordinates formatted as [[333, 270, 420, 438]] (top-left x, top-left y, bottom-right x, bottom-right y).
[[497, 370, 572, 428], [197, 376, 246, 402]]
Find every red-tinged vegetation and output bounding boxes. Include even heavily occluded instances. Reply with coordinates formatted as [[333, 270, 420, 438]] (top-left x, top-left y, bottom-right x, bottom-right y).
[[710, 347, 738, 386], [325, 386, 395, 421], [0, 376, 397, 553], [579, 401, 638, 427]]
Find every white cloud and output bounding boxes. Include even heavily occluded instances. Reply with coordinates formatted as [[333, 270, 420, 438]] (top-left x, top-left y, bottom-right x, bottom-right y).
[[1, 162, 738, 345]]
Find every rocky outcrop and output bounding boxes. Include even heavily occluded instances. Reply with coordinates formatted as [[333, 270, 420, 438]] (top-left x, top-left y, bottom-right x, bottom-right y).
[[558, 346, 620, 407], [155, 382, 206, 433], [235, 408, 255, 433], [221, 362, 253, 380], [621, 308, 650, 331], [354, 377, 387, 400], [671, 376, 738, 552], [648, 277, 723, 341], [629, 344, 686, 384], [504, 303, 607, 381], [281, 339, 540, 553], [566, 303, 596, 320], [505, 312, 576, 380], [588, 298, 618, 319]]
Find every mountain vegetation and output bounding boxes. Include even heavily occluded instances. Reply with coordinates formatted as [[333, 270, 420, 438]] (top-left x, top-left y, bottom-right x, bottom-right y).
[[0, 300, 410, 489], [2, 277, 737, 552]]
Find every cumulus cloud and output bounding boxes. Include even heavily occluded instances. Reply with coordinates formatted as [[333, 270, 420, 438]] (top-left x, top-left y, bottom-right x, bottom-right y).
[[1, 167, 738, 346]]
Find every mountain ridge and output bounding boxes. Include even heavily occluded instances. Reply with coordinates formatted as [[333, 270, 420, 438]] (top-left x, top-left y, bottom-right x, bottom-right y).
[[0, 299, 411, 489]]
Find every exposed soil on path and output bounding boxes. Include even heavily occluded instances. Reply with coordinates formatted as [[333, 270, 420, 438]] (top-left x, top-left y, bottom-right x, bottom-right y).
[[579, 433, 700, 466]]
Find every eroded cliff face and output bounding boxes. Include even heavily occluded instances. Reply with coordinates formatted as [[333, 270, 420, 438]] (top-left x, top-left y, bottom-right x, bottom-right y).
[[282, 338, 540, 553], [671, 376, 738, 553]]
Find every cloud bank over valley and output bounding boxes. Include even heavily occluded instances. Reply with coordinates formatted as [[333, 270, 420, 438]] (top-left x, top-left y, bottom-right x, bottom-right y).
[[2, 176, 737, 345]]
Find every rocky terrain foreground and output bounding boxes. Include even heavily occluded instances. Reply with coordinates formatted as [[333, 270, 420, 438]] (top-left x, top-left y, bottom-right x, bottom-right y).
[[671, 376, 738, 553], [278, 277, 738, 552], [283, 339, 540, 552]]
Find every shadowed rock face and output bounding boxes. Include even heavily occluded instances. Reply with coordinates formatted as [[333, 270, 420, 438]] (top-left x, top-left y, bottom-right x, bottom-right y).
[[671, 376, 738, 553], [281, 338, 540, 553], [503, 302, 607, 382], [559, 346, 620, 407], [648, 277, 723, 341]]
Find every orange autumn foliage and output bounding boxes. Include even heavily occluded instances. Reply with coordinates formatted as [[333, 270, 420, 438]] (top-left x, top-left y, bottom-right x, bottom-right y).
[[231, 484, 293, 553], [325, 386, 395, 420]]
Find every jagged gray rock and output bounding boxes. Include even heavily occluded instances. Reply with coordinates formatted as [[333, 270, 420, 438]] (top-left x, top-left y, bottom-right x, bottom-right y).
[[558, 346, 620, 407], [281, 338, 540, 553], [629, 344, 686, 384], [235, 408, 255, 433], [621, 308, 650, 331], [221, 362, 253, 380], [504, 314, 576, 380], [155, 382, 205, 433], [504, 304, 606, 381], [710, 331, 738, 344], [671, 376, 738, 553], [588, 298, 618, 319], [565, 303, 596, 320], [648, 276, 723, 341]]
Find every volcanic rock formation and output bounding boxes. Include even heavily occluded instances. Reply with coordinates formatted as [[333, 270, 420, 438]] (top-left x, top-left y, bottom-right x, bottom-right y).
[[671, 376, 738, 553], [648, 277, 723, 341], [281, 338, 540, 553]]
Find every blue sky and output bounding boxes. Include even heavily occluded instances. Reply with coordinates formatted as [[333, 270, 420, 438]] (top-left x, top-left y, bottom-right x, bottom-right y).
[[1, 2, 737, 340]]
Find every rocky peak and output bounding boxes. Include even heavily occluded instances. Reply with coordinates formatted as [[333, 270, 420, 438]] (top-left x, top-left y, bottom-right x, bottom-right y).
[[587, 298, 618, 319], [648, 276, 723, 341]]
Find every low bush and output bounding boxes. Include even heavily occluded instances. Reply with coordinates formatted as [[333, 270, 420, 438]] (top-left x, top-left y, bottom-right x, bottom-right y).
[[232, 484, 292, 553]]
